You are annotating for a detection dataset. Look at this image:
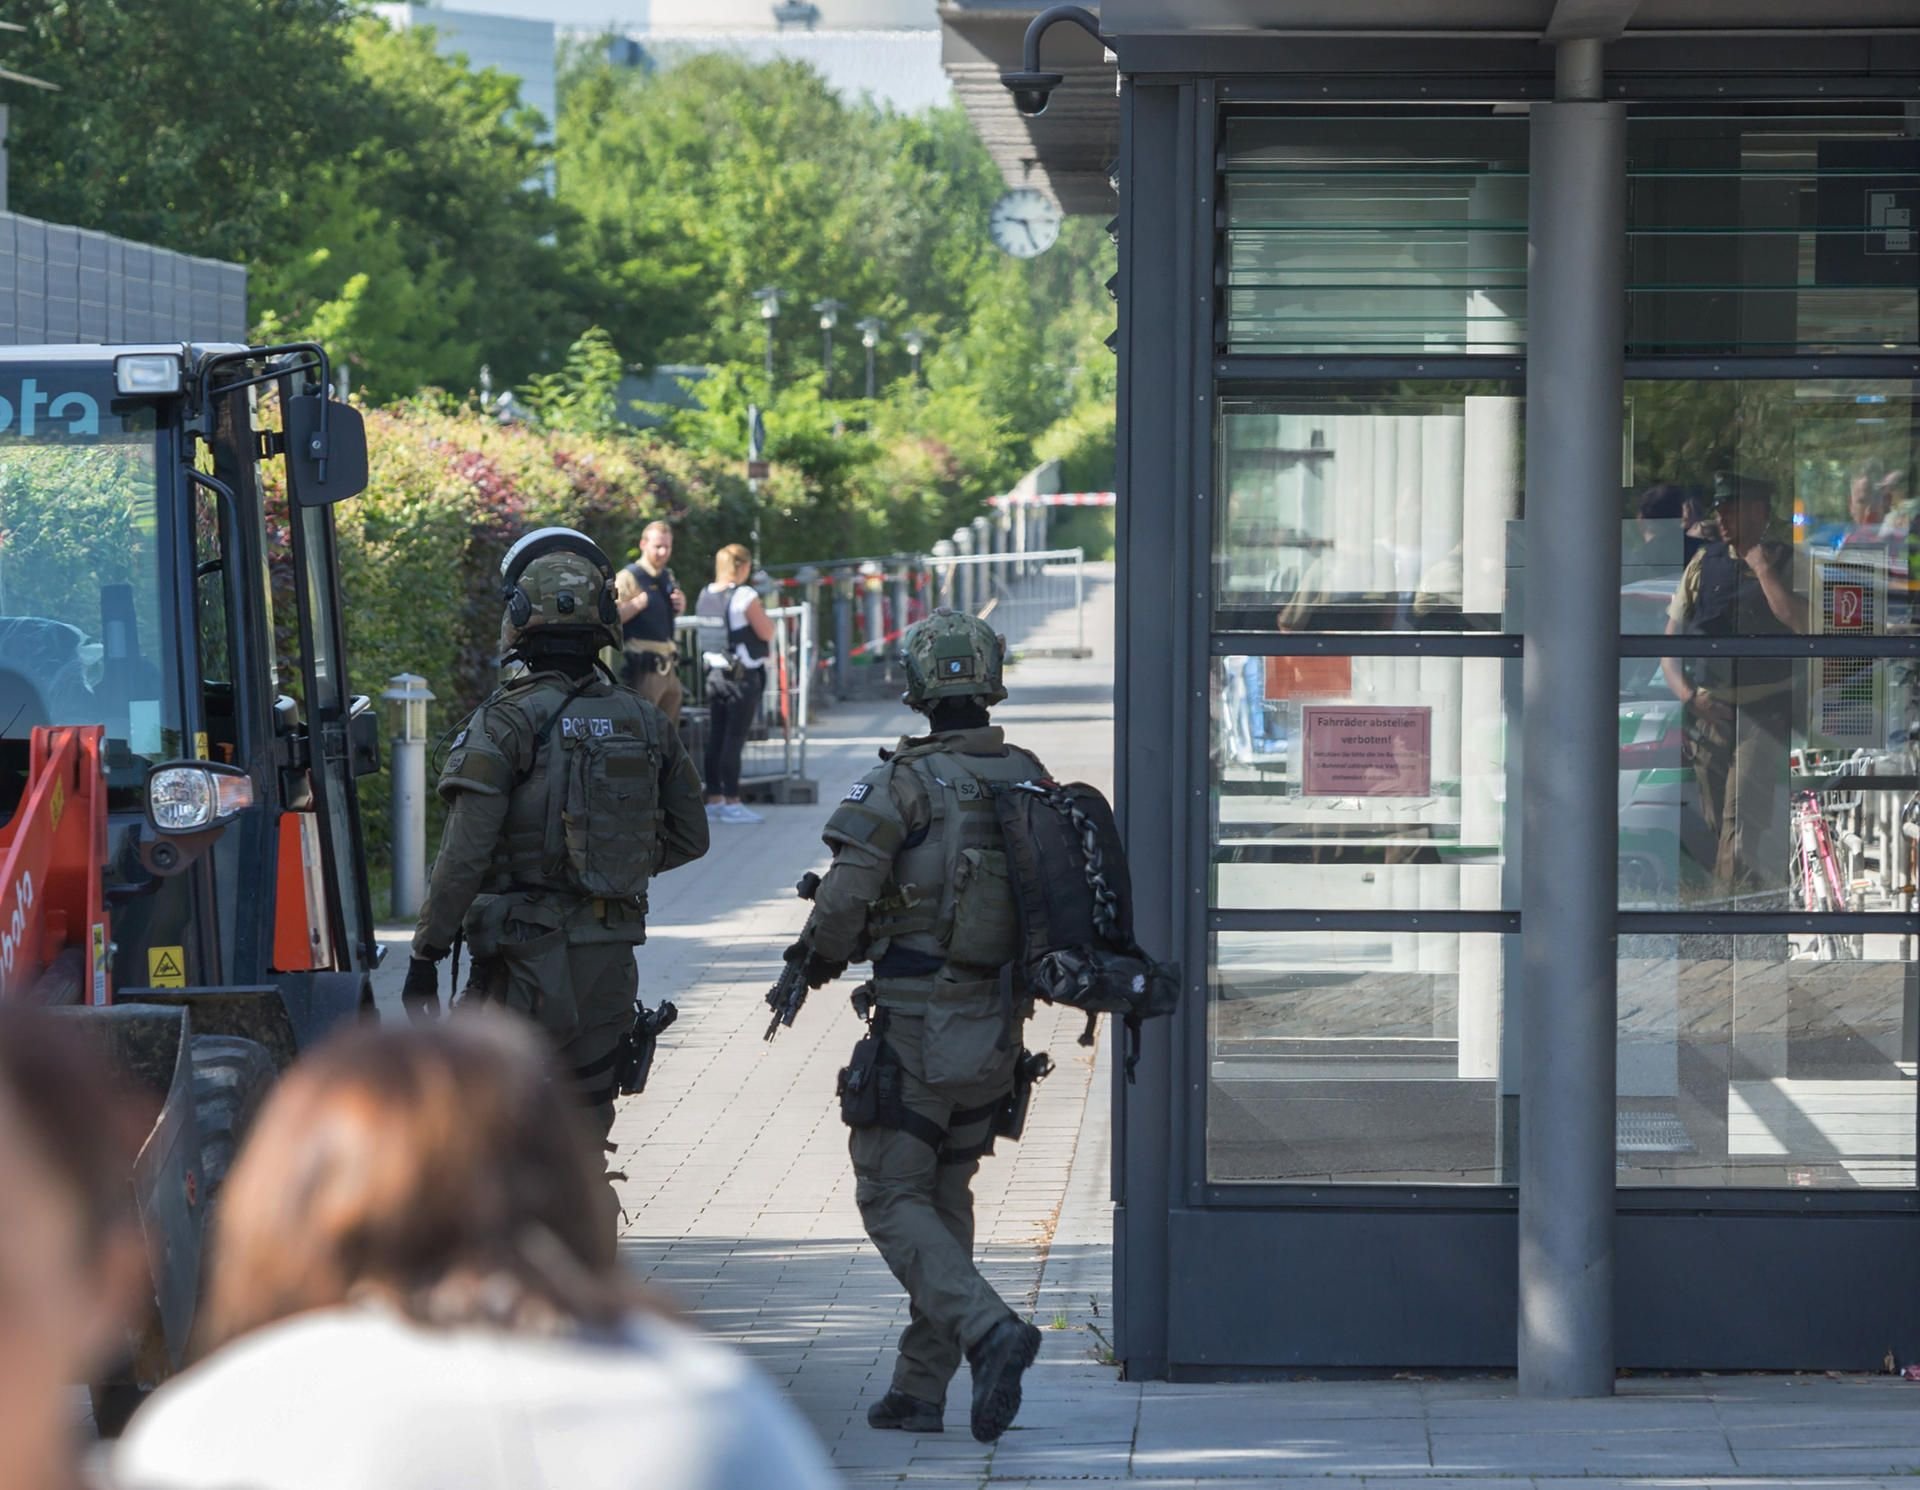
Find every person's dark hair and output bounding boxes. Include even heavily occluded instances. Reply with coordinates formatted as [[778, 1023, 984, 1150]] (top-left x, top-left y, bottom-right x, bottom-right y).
[[199, 1016, 639, 1355], [1637, 484, 1686, 522], [0, 1007, 147, 1258]]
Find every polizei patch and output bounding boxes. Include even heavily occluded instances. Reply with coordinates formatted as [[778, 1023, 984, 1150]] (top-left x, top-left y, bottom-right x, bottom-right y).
[[843, 782, 872, 803]]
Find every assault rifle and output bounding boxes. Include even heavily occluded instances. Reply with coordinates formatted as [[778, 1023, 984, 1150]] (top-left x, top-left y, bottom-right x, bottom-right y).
[[763, 870, 823, 1041]]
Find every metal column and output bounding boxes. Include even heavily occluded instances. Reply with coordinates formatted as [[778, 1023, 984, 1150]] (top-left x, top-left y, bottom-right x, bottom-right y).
[[1519, 45, 1625, 1399]]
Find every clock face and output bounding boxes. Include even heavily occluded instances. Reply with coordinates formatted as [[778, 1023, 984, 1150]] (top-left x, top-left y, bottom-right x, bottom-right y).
[[989, 188, 1063, 260]]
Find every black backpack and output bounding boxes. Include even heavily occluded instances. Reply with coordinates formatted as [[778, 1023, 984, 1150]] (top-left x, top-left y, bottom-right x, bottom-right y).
[[992, 779, 1179, 1078]]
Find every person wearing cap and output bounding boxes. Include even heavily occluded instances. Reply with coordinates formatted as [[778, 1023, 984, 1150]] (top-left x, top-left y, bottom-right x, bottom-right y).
[[1661, 472, 1803, 897]]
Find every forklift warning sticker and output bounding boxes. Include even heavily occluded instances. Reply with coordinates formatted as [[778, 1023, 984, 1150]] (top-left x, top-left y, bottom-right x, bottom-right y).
[[91, 924, 106, 1004], [147, 946, 187, 988], [1300, 705, 1432, 798]]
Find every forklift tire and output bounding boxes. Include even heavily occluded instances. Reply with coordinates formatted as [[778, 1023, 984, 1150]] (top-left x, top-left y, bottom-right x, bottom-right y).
[[189, 1034, 276, 1199], [88, 1037, 279, 1438]]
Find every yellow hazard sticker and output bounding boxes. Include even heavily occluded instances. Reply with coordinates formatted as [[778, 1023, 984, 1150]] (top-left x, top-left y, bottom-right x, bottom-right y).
[[49, 777, 64, 830], [91, 924, 107, 1004], [147, 945, 186, 988], [194, 732, 209, 761]]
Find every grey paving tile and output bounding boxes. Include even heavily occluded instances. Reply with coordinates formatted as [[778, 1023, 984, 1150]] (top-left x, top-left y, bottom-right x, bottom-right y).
[[1429, 1429, 1738, 1477]]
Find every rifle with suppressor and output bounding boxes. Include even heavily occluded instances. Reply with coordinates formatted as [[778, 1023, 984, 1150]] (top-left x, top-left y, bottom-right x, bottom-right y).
[[764, 870, 823, 1041]]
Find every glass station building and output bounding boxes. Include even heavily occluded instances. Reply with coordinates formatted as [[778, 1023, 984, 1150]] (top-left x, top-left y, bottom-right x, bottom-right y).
[[946, 1, 1920, 1382]]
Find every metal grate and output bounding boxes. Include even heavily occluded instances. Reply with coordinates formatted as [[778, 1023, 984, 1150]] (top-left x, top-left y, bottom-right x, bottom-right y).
[[1617, 1110, 1696, 1154]]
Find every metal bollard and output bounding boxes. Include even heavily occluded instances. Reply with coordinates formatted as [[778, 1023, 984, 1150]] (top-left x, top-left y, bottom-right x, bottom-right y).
[[889, 562, 911, 676], [382, 673, 435, 920], [953, 526, 976, 614], [931, 540, 956, 611], [971, 516, 993, 610], [832, 570, 855, 698], [860, 561, 886, 669]]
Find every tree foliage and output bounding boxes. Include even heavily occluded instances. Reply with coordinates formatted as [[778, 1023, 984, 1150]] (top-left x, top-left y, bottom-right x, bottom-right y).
[[6, 8, 1116, 540]]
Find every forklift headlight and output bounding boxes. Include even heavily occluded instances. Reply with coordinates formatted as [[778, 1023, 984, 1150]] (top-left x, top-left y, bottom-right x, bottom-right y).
[[147, 764, 254, 832], [115, 353, 183, 397]]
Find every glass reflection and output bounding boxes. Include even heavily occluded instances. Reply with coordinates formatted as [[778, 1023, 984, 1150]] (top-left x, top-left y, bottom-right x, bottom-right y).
[[1212, 655, 1513, 912], [1618, 935, 1916, 1189], [1621, 380, 1918, 634], [1217, 385, 1523, 633], [1209, 930, 1509, 1185]]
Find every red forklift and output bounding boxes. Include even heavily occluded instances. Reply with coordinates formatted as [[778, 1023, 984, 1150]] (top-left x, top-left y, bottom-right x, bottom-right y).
[[0, 341, 380, 1427]]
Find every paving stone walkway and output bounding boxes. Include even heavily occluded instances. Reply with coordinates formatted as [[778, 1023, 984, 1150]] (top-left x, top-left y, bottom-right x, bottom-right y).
[[371, 566, 1920, 1488]]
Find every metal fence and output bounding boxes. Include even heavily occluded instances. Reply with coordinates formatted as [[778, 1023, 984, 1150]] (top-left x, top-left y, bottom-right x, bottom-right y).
[[671, 603, 816, 803], [927, 548, 1091, 660], [760, 542, 1092, 702]]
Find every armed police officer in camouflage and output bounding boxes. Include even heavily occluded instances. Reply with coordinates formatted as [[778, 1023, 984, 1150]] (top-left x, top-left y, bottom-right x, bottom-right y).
[[403, 528, 708, 1225], [785, 609, 1048, 1444]]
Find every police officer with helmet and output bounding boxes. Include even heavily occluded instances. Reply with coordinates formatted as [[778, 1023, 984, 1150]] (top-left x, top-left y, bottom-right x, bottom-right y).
[[791, 608, 1048, 1443], [403, 528, 709, 1222]]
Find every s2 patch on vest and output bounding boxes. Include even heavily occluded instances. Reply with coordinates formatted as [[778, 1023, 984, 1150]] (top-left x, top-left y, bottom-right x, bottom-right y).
[[844, 782, 872, 802], [955, 778, 982, 800]]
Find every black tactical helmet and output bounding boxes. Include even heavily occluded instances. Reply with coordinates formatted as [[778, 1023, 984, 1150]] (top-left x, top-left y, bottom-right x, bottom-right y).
[[899, 607, 1008, 711], [499, 527, 620, 651]]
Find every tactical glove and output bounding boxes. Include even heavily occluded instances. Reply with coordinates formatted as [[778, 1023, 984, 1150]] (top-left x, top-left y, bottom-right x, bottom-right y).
[[402, 955, 442, 1022], [784, 940, 847, 990]]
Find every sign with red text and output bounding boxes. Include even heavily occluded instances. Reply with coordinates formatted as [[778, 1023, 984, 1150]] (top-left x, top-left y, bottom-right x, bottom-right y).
[[1300, 705, 1432, 797]]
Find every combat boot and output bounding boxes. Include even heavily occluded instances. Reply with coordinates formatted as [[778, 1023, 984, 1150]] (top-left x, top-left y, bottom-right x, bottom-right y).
[[966, 1316, 1042, 1442], [866, 1389, 944, 1433]]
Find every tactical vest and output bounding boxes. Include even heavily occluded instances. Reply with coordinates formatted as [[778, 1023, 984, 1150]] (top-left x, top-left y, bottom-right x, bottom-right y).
[[867, 739, 1042, 979], [485, 677, 668, 903]]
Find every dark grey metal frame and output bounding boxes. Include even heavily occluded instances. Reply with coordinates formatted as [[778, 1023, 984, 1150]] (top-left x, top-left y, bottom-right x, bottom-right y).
[[1115, 52, 1920, 1377]]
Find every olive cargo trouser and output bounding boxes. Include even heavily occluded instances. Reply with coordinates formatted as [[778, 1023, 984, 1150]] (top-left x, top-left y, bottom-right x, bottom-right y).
[[465, 937, 639, 1237], [851, 1011, 1018, 1405]]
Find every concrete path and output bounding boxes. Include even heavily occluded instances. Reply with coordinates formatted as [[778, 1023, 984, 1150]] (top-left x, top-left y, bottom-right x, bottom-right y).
[[370, 565, 1920, 1488]]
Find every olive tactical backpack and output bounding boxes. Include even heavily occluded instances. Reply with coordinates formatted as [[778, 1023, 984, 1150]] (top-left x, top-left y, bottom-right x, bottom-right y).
[[992, 780, 1179, 1078]]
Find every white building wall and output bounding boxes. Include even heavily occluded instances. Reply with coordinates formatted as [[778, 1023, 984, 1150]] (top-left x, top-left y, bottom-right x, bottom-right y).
[[373, 4, 558, 139]]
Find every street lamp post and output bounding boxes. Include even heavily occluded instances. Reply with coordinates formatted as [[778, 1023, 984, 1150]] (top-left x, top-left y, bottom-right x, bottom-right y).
[[857, 317, 884, 399], [903, 328, 928, 386], [812, 298, 842, 396], [751, 286, 782, 390]]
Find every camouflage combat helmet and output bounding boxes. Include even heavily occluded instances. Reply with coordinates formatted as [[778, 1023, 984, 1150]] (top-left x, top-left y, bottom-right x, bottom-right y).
[[499, 526, 621, 652], [899, 607, 1007, 711]]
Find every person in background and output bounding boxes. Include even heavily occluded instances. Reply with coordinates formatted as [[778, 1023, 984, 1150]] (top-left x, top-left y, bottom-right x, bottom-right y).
[[0, 1007, 149, 1490], [614, 519, 687, 720], [1661, 472, 1802, 898], [114, 1017, 842, 1490], [695, 543, 776, 825]]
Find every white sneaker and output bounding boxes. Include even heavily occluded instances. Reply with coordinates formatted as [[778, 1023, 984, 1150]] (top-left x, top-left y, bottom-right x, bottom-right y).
[[719, 803, 764, 824], [704, 802, 724, 818]]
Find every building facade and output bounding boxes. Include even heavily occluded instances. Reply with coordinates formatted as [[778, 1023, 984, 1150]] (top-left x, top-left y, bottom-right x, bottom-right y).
[[948, 1, 1920, 1385]]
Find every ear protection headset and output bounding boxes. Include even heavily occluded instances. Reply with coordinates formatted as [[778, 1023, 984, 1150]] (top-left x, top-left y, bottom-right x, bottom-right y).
[[499, 527, 619, 630]]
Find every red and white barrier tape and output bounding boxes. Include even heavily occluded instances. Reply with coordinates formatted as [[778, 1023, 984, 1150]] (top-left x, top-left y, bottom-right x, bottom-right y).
[[986, 491, 1116, 508]]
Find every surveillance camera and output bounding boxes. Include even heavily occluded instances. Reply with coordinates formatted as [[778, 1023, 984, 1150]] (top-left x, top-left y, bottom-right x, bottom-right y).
[[1000, 69, 1064, 117]]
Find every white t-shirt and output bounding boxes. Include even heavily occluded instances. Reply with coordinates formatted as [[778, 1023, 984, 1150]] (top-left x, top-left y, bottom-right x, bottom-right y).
[[114, 1308, 842, 1490]]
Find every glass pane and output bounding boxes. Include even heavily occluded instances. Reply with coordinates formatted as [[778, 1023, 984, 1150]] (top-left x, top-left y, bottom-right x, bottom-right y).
[[1628, 110, 1920, 354], [1616, 656, 1920, 910], [1212, 654, 1514, 911], [1217, 384, 1523, 632], [1619, 934, 1916, 1189], [1623, 379, 1918, 634], [1210, 930, 1512, 1184], [1223, 112, 1528, 353]]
